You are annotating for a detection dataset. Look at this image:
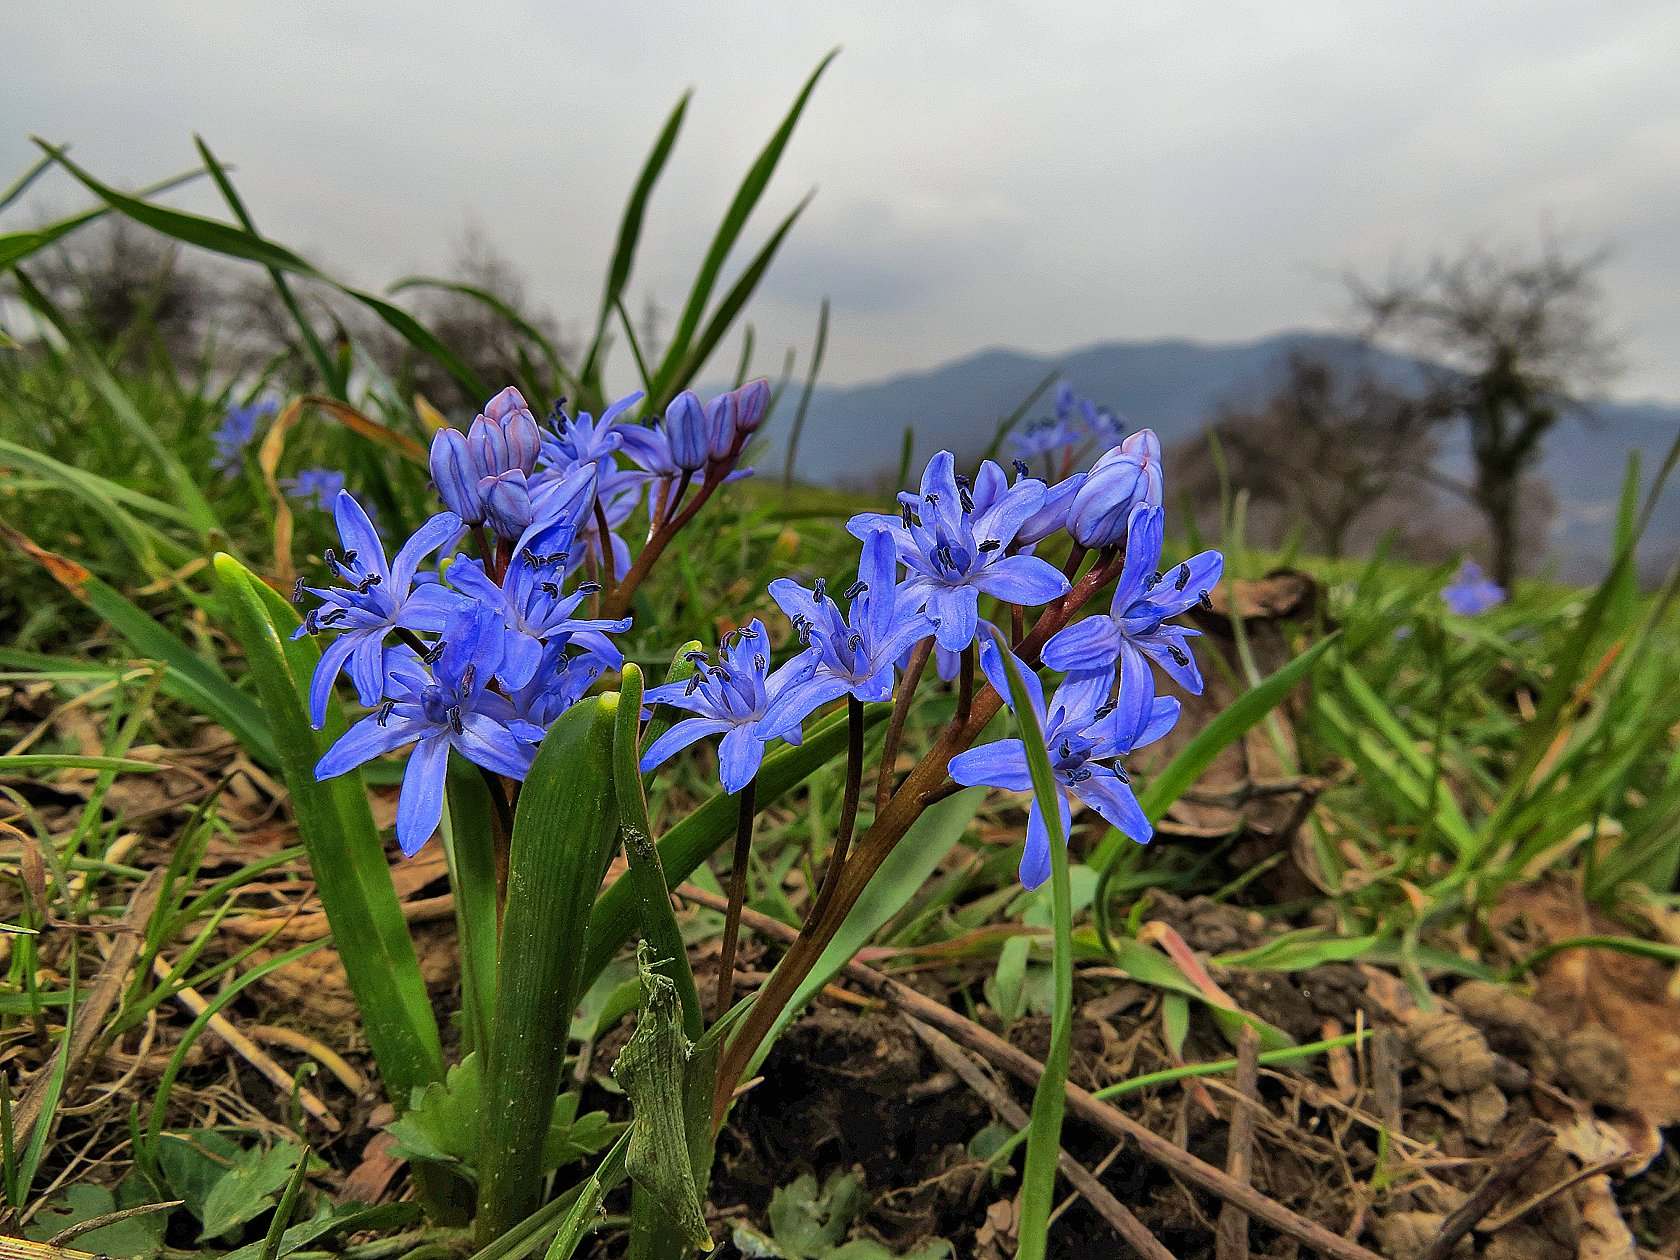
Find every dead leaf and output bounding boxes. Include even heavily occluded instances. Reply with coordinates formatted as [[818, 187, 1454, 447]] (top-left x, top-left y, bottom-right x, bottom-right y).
[[1494, 879, 1680, 1125]]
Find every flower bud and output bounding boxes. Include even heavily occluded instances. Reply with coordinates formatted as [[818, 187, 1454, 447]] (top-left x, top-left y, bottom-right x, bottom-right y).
[[482, 385, 530, 422], [665, 390, 710, 471], [429, 428, 485, 524], [1068, 429, 1162, 548], [705, 392, 736, 462], [732, 377, 770, 435], [480, 470, 534, 540]]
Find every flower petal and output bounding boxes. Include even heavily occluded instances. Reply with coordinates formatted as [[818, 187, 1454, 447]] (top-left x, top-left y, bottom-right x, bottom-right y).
[[395, 735, 450, 856], [948, 739, 1033, 791], [308, 631, 361, 729], [454, 713, 537, 779], [638, 716, 730, 773], [315, 711, 426, 779], [758, 672, 850, 742], [1019, 792, 1072, 890], [928, 584, 979, 651], [391, 511, 464, 593], [333, 491, 389, 580], [972, 553, 1069, 607], [717, 724, 766, 794], [1074, 766, 1151, 844], [1040, 614, 1123, 675]]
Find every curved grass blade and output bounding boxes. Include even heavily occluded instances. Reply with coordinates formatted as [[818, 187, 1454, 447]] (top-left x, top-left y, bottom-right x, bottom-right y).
[[477, 694, 621, 1242], [0, 164, 207, 269], [781, 297, 830, 488], [652, 51, 837, 397], [194, 135, 342, 396], [32, 139, 487, 400], [580, 92, 690, 397], [392, 275, 573, 393], [988, 635, 1071, 1260]]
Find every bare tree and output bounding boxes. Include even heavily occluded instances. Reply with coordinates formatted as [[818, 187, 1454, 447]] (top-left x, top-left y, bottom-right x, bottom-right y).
[[1184, 349, 1448, 558], [1352, 239, 1617, 587]]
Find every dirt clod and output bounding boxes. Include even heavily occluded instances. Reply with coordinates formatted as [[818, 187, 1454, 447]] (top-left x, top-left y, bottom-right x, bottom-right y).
[[1560, 1024, 1631, 1109], [1408, 1009, 1496, 1092]]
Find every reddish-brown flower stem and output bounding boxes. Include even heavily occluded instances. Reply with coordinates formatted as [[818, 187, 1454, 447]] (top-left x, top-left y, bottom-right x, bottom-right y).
[[954, 641, 975, 727], [713, 779, 758, 1024], [601, 473, 722, 618], [876, 639, 931, 813], [807, 696, 865, 927], [713, 550, 1125, 1123]]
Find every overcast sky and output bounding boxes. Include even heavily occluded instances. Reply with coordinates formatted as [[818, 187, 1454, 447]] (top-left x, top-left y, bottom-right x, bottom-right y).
[[7, 2, 1679, 397]]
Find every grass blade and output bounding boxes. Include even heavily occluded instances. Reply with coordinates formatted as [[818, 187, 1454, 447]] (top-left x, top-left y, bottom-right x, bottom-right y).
[[987, 635, 1071, 1260]]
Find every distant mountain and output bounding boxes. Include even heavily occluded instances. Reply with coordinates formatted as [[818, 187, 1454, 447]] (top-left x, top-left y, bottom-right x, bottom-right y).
[[754, 331, 1678, 580]]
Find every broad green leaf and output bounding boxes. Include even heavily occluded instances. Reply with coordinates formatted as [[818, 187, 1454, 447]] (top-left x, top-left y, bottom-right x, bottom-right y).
[[477, 693, 620, 1241], [198, 1140, 303, 1241], [211, 555, 444, 1106], [25, 1182, 165, 1259]]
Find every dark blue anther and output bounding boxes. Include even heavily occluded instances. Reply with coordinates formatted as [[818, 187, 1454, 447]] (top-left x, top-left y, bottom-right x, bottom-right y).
[[290, 577, 306, 603], [1168, 644, 1190, 666], [1198, 590, 1213, 612], [375, 699, 395, 726], [422, 640, 447, 664], [843, 580, 867, 599], [1175, 564, 1190, 591]]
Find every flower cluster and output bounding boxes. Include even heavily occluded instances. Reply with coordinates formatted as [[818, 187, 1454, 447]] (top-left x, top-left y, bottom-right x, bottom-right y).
[[301, 380, 768, 853], [1008, 379, 1124, 474], [301, 375, 1220, 885]]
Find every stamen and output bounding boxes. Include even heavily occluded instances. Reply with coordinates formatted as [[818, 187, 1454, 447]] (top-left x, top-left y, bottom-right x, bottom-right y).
[[356, 573, 382, 593], [684, 649, 709, 664], [900, 502, 915, 528], [737, 625, 758, 640], [422, 640, 447, 664], [539, 581, 560, 597], [459, 664, 476, 693], [1174, 564, 1190, 591], [1197, 590, 1214, 612], [924, 492, 939, 506], [1068, 767, 1092, 783], [576, 581, 602, 595], [959, 487, 974, 512], [447, 704, 464, 734], [843, 579, 867, 599], [1147, 571, 1163, 589], [1012, 459, 1029, 477], [319, 608, 348, 626], [753, 653, 767, 672], [375, 699, 395, 726], [1094, 702, 1116, 718], [1114, 765, 1131, 785], [685, 675, 702, 694], [303, 608, 320, 635], [290, 577, 306, 603], [813, 578, 827, 604], [1168, 644, 1190, 666], [978, 538, 1001, 552], [847, 633, 864, 651]]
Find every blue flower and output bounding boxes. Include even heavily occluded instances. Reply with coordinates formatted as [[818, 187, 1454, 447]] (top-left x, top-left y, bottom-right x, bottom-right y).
[[1041, 503, 1222, 696], [540, 392, 637, 478], [849, 451, 1070, 653], [210, 398, 277, 477], [732, 378, 771, 438], [638, 620, 811, 793], [296, 492, 467, 726], [662, 390, 712, 472], [758, 528, 933, 739], [444, 535, 630, 690], [1068, 429, 1163, 548], [949, 640, 1179, 888], [1010, 416, 1082, 462], [282, 467, 345, 512], [314, 606, 544, 855], [507, 641, 606, 728], [428, 386, 544, 529], [1442, 559, 1505, 616], [1079, 399, 1124, 444]]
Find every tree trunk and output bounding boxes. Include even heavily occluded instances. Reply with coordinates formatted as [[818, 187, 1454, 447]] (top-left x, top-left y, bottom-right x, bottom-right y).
[[1477, 469, 1521, 591]]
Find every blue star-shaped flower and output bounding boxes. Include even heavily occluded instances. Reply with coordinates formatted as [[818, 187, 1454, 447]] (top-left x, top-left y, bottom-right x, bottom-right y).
[[638, 620, 812, 793], [757, 528, 933, 739], [1041, 503, 1223, 696], [314, 605, 544, 855], [950, 640, 1179, 888], [296, 492, 466, 727], [848, 451, 1070, 653], [1442, 559, 1505, 616]]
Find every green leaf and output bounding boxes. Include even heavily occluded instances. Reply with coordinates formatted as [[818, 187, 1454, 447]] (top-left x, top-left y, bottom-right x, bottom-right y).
[[477, 693, 621, 1241], [613, 943, 713, 1252], [0, 754, 162, 774], [767, 1171, 865, 1258], [25, 1182, 165, 1259], [210, 555, 444, 1106], [156, 1130, 243, 1225], [198, 1140, 303, 1241], [388, 1054, 619, 1175], [223, 1203, 421, 1260], [0, 163, 207, 269]]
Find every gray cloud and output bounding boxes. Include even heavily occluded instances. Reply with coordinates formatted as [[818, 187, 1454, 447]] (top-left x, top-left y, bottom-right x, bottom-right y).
[[5, 1, 1678, 395]]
